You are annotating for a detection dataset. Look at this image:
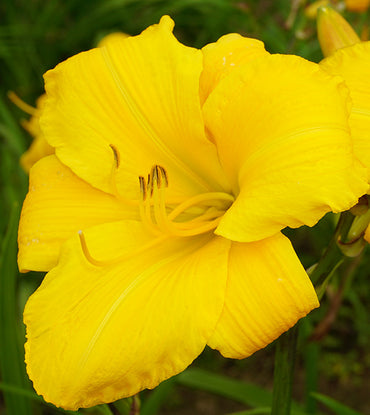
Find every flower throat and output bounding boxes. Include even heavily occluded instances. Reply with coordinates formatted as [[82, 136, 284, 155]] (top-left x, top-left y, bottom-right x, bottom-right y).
[[78, 147, 234, 267]]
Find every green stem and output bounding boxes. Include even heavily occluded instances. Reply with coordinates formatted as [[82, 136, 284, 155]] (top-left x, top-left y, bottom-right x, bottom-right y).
[[271, 325, 298, 415], [309, 211, 354, 290]]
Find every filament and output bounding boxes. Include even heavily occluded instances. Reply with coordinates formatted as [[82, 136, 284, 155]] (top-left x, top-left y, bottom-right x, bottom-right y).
[[78, 164, 234, 267], [168, 192, 234, 221], [108, 144, 139, 207], [138, 165, 234, 238]]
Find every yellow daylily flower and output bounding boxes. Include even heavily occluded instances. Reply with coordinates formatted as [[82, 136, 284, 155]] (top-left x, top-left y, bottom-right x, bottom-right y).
[[8, 93, 54, 172], [18, 16, 368, 410], [318, 7, 370, 241]]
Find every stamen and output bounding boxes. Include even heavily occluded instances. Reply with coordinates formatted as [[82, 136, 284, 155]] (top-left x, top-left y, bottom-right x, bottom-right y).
[[8, 91, 37, 115], [168, 192, 234, 221], [176, 207, 224, 228], [109, 144, 120, 168], [147, 170, 154, 197], [152, 166, 172, 232], [139, 174, 162, 235], [158, 165, 169, 187], [138, 176, 146, 200], [78, 229, 168, 267], [108, 145, 138, 206], [171, 217, 223, 237], [137, 165, 235, 238]]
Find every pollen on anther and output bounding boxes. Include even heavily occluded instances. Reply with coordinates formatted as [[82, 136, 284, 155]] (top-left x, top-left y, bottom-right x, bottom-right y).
[[139, 176, 147, 200], [153, 165, 162, 188], [158, 166, 168, 187], [109, 144, 120, 168]]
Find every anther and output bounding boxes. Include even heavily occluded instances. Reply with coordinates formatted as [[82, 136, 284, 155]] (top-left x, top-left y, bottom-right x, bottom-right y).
[[158, 166, 169, 187], [109, 144, 120, 168], [152, 165, 160, 187], [147, 172, 153, 196], [139, 176, 147, 200]]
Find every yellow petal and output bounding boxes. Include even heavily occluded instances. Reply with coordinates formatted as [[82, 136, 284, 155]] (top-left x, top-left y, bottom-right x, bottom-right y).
[[200, 34, 268, 105], [18, 155, 135, 272], [203, 53, 368, 242], [207, 233, 319, 358], [41, 16, 230, 200], [320, 42, 370, 181], [24, 221, 230, 409], [317, 6, 361, 57], [20, 135, 54, 173], [14, 94, 54, 172]]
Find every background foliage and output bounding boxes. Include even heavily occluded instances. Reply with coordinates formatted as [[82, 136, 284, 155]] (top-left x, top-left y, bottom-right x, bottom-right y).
[[0, 1, 369, 414]]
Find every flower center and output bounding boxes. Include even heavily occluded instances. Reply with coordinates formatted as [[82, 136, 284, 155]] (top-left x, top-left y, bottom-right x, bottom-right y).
[[138, 165, 234, 237], [78, 152, 234, 267]]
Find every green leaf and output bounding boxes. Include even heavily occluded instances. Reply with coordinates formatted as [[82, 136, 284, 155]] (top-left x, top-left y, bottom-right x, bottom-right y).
[[0, 203, 33, 414], [176, 368, 272, 408], [227, 408, 271, 415], [0, 382, 78, 414], [311, 392, 364, 415]]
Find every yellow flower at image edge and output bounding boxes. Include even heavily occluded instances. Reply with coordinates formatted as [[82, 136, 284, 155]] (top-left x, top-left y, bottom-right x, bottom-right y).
[[18, 16, 368, 410], [8, 93, 54, 172], [318, 7, 370, 241]]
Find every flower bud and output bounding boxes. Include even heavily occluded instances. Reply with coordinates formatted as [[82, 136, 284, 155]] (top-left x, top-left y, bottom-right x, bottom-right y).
[[317, 6, 361, 57], [345, 0, 370, 12], [305, 0, 330, 19], [339, 197, 370, 257]]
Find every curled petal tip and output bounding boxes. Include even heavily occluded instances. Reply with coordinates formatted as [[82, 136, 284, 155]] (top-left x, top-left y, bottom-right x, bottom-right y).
[[158, 15, 175, 31]]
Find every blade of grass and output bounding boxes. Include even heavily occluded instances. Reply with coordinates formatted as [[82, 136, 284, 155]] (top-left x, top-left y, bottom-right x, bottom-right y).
[[311, 392, 363, 415], [176, 368, 272, 408], [227, 408, 271, 415], [0, 202, 33, 415], [176, 368, 312, 415]]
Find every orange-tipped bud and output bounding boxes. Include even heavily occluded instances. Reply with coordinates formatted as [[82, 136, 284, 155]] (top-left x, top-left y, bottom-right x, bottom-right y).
[[317, 6, 361, 56], [345, 0, 370, 12]]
